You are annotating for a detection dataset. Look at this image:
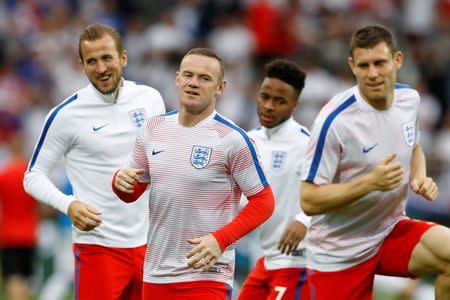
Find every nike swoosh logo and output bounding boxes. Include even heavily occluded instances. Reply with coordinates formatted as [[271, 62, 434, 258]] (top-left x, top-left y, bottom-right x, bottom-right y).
[[363, 144, 378, 153], [152, 150, 164, 155], [92, 123, 109, 131]]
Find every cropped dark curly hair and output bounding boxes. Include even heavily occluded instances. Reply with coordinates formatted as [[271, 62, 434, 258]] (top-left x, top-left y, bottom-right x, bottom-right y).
[[264, 59, 306, 98]]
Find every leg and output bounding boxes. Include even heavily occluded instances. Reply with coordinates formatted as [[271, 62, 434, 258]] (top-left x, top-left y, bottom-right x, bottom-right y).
[[308, 255, 378, 300], [175, 281, 233, 300], [143, 281, 233, 300], [73, 244, 134, 300], [238, 257, 270, 300], [408, 225, 450, 300], [121, 245, 147, 300], [267, 268, 309, 300]]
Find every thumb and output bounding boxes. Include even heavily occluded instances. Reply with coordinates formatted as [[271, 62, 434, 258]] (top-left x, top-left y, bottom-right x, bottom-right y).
[[134, 168, 145, 175], [187, 238, 200, 245], [382, 153, 396, 165], [86, 205, 101, 215], [410, 178, 421, 193]]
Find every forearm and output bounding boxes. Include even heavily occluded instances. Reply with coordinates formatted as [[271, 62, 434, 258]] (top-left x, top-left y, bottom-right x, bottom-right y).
[[23, 171, 75, 214], [301, 175, 376, 215], [213, 186, 274, 251], [295, 211, 311, 228], [111, 170, 148, 203], [409, 144, 426, 180]]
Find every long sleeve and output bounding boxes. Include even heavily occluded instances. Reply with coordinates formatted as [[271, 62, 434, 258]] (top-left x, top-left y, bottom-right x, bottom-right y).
[[23, 99, 77, 214], [212, 185, 274, 251]]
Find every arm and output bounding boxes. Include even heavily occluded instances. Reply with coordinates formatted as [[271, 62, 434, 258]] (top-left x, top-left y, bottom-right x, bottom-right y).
[[213, 185, 274, 250], [186, 185, 274, 270], [409, 144, 439, 201], [301, 153, 404, 215], [112, 129, 150, 202], [23, 109, 101, 231], [112, 168, 148, 202], [23, 110, 75, 214], [277, 211, 310, 255]]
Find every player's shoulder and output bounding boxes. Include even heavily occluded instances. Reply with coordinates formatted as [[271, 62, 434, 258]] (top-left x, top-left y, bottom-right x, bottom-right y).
[[247, 126, 263, 139], [122, 79, 163, 100], [295, 123, 311, 140], [316, 87, 357, 123], [394, 83, 420, 104], [142, 109, 177, 132], [212, 113, 252, 144], [47, 91, 80, 119]]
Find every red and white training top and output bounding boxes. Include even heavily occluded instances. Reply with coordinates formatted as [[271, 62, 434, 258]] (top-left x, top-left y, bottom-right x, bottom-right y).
[[301, 83, 420, 271], [128, 110, 270, 286]]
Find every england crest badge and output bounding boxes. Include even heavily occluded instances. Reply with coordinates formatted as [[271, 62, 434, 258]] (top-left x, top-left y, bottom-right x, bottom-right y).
[[402, 121, 415, 147], [271, 151, 287, 173], [191, 146, 212, 169], [129, 108, 147, 128]]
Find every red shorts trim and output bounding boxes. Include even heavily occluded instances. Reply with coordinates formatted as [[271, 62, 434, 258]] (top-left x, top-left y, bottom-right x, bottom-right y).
[[307, 219, 436, 300], [73, 243, 146, 300], [143, 280, 233, 300], [238, 257, 309, 300]]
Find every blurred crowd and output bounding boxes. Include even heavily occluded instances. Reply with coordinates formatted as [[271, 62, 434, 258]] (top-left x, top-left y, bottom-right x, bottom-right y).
[[0, 0, 449, 299]]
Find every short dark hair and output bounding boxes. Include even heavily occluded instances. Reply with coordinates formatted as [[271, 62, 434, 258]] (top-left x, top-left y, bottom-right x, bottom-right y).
[[349, 25, 397, 57], [79, 23, 123, 61], [182, 48, 225, 81], [264, 59, 306, 98]]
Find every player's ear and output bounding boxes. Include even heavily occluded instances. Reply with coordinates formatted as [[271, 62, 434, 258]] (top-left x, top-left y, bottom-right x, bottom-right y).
[[121, 50, 128, 68], [394, 51, 403, 71], [348, 56, 356, 76], [216, 80, 227, 96]]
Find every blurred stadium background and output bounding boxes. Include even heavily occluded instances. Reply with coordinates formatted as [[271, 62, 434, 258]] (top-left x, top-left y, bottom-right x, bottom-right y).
[[0, 0, 449, 299]]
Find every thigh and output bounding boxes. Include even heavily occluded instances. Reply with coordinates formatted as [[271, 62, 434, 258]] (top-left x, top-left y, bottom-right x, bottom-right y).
[[175, 281, 233, 300], [238, 257, 270, 300], [308, 259, 376, 300], [267, 268, 309, 300], [376, 219, 437, 277], [143, 281, 233, 300], [408, 224, 450, 276], [121, 245, 147, 300], [143, 282, 174, 300], [73, 244, 134, 300]]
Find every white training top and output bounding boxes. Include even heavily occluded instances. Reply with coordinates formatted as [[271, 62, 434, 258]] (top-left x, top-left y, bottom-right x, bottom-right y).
[[129, 110, 268, 286], [24, 80, 165, 248], [247, 117, 311, 270], [301, 83, 420, 271]]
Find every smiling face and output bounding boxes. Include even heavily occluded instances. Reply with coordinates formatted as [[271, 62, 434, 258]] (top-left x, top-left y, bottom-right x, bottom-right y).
[[79, 34, 127, 97], [348, 41, 403, 109], [176, 54, 226, 118], [257, 77, 298, 128]]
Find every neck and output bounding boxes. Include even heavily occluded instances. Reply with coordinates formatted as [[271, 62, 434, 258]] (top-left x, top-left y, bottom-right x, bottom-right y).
[[113, 78, 124, 99], [360, 89, 393, 110], [178, 106, 215, 127]]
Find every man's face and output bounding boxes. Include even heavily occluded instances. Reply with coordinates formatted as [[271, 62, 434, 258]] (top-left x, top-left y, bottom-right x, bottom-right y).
[[257, 77, 298, 128], [348, 42, 403, 106], [80, 34, 127, 96], [176, 54, 225, 115]]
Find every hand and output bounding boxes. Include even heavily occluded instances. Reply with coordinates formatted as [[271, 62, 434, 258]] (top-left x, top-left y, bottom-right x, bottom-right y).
[[114, 167, 145, 194], [186, 234, 222, 272], [368, 154, 404, 192], [410, 177, 439, 201], [67, 200, 102, 231], [278, 220, 307, 255]]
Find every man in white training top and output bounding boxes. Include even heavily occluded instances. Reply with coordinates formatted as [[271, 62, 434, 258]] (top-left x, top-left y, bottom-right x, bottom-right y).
[[238, 59, 311, 300], [24, 23, 165, 300]]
